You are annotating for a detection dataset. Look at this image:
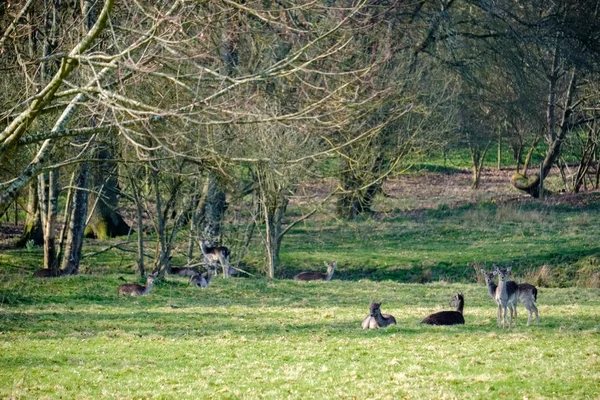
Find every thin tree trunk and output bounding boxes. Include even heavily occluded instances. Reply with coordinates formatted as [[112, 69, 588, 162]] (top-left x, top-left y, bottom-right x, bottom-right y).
[[41, 169, 59, 274], [15, 180, 43, 248], [61, 162, 90, 275]]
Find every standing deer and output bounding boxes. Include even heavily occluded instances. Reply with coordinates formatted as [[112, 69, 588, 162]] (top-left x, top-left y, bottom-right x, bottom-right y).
[[481, 268, 539, 326], [118, 274, 156, 296], [421, 293, 465, 325], [493, 266, 517, 328], [293, 261, 337, 281], [199, 239, 232, 278], [361, 300, 396, 329]]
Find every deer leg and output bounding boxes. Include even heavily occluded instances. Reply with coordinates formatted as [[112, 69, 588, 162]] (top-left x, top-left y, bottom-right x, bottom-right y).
[[217, 253, 229, 279], [497, 305, 502, 328]]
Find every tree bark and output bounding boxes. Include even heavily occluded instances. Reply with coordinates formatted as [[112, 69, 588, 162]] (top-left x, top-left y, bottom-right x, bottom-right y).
[[40, 170, 60, 274], [85, 145, 130, 238], [61, 161, 90, 275], [15, 180, 44, 248]]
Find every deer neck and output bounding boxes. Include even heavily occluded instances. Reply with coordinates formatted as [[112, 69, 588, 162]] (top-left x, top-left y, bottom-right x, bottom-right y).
[[373, 310, 389, 326], [486, 280, 497, 299], [142, 280, 154, 295], [496, 279, 508, 303], [455, 298, 464, 314], [324, 268, 334, 281]]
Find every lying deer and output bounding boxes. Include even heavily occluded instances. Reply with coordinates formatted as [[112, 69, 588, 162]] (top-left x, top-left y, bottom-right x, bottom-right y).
[[293, 261, 337, 281], [33, 268, 64, 278], [190, 267, 216, 288], [481, 267, 539, 326], [421, 293, 465, 325], [199, 239, 232, 278], [118, 274, 156, 296], [361, 300, 397, 329], [169, 266, 201, 278]]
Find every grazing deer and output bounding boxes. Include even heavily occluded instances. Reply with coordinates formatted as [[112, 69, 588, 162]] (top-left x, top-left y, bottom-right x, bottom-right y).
[[118, 274, 156, 296], [169, 266, 201, 278], [199, 239, 232, 278], [33, 268, 64, 278], [361, 300, 396, 329], [481, 268, 538, 326], [190, 266, 216, 288], [293, 261, 337, 281], [421, 293, 465, 325]]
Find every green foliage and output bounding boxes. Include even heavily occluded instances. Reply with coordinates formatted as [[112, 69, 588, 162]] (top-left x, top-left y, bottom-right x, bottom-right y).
[[0, 273, 598, 399]]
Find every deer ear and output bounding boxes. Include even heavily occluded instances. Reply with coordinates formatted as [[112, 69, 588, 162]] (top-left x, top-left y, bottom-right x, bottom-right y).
[[332, 261, 337, 267], [507, 267, 512, 272], [480, 269, 485, 274]]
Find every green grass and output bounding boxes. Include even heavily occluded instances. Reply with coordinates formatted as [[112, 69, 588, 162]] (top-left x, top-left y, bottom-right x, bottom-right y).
[[0, 274, 598, 399]]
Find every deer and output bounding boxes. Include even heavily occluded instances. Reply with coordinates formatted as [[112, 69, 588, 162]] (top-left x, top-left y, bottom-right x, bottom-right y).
[[199, 239, 232, 278], [169, 266, 201, 278], [361, 300, 397, 329], [421, 293, 465, 325], [33, 268, 64, 278], [293, 261, 337, 281], [190, 266, 217, 288], [118, 274, 156, 296], [481, 268, 539, 326], [492, 266, 518, 328]]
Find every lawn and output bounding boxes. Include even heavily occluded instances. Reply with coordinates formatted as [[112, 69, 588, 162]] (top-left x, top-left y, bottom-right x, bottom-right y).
[[0, 274, 598, 399]]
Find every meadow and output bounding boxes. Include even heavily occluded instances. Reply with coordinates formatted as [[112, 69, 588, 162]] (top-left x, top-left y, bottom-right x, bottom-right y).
[[1, 168, 600, 399]]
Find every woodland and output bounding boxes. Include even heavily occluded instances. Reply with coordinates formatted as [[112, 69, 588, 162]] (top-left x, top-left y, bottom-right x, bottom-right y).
[[1, 0, 600, 280]]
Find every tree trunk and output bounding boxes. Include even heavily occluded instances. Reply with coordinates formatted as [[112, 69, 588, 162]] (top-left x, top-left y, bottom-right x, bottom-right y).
[[61, 161, 90, 275], [336, 156, 382, 219], [15, 180, 44, 248], [85, 145, 130, 238], [202, 172, 227, 241], [40, 170, 60, 274]]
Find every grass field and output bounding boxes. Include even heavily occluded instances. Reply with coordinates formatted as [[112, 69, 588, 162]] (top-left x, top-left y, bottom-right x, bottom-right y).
[[1, 168, 600, 399], [0, 274, 599, 399]]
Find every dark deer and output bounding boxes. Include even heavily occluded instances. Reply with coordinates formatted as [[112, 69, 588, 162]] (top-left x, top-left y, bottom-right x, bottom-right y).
[[33, 268, 64, 278], [169, 266, 201, 278], [199, 239, 232, 278], [118, 274, 156, 296], [293, 261, 337, 281], [361, 300, 396, 329], [421, 293, 465, 325], [190, 266, 216, 288]]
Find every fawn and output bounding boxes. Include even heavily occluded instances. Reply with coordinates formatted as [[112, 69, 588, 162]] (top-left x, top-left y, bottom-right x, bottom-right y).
[[293, 261, 337, 281], [421, 293, 465, 325], [118, 274, 156, 296], [361, 300, 397, 329], [170, 266, 201, 278]]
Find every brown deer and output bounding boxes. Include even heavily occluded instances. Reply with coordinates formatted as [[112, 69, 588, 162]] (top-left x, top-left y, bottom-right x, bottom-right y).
[[118, 274, 156, 296], [361, 300, 396, 329], [199, 239, 232, 278], [33, 268, 64, 278], [421, 293, 465, 325], [293, 261, 337, 281], [493, 266, 517, 328]]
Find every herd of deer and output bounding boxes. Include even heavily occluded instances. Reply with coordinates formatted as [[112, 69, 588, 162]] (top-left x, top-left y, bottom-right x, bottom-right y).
[[115, 243, 538, 329], [360, 266, 539, 329]]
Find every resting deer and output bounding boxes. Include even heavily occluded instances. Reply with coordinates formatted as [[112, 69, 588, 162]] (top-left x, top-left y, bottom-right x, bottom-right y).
[[199, 239, 232, 278], [190, 266, 216, 288], [118, 274, 156, 296], [481, 268, 538, 326], [421, 293, 465, 325], [33, 268, 64, 278], [294, 261, 337, 281], [170, 266, 201, 278], [361, 300, 396, 329]]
